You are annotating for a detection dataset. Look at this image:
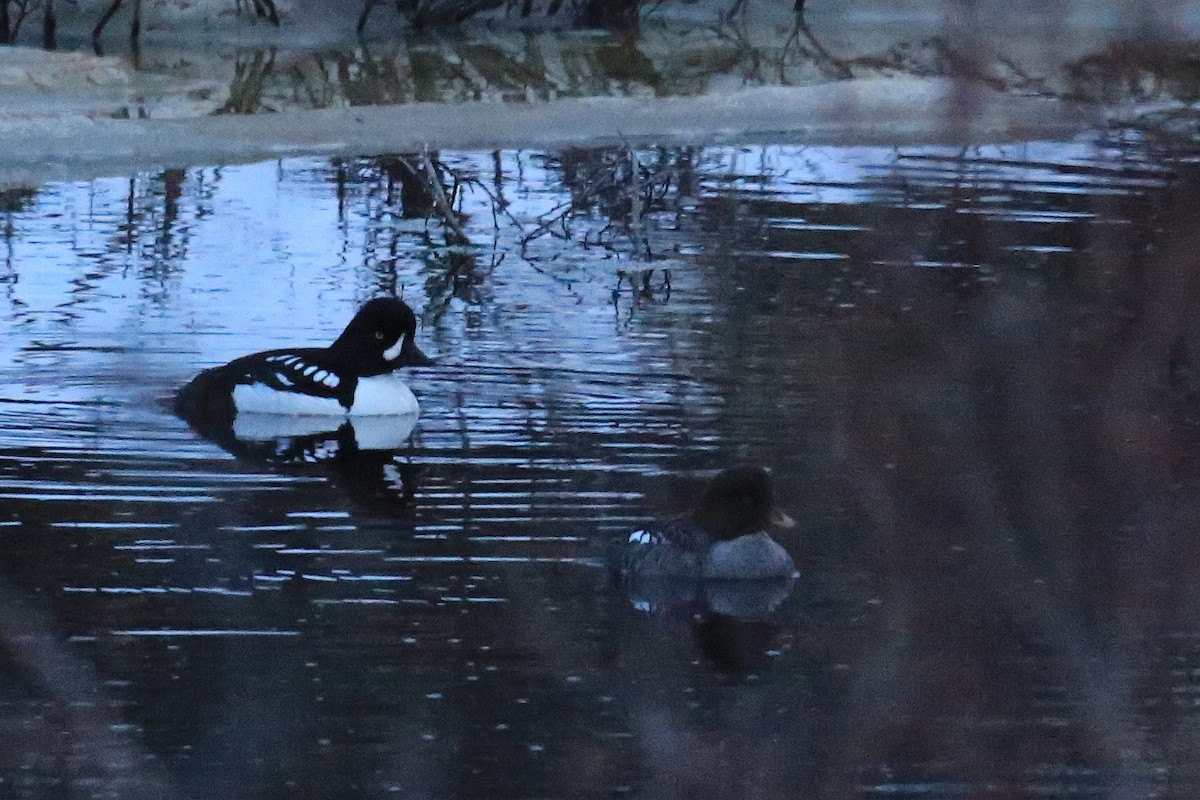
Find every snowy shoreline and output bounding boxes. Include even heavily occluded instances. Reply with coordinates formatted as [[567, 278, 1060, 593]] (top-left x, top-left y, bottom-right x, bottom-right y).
[[1, 76, 1098, 186], [0, 0, 1194, 185]]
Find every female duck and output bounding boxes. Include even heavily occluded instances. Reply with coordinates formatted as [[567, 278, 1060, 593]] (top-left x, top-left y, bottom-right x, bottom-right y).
[[175, 297, 434, 426], [623, 466, 796, 581]]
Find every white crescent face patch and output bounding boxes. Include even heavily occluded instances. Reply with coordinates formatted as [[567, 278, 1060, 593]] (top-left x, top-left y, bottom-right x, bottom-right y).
[[382, 333, 406, 362]]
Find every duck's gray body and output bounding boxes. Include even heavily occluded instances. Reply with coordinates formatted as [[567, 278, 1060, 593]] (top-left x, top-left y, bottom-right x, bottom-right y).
[[624, 521, 795, 581]]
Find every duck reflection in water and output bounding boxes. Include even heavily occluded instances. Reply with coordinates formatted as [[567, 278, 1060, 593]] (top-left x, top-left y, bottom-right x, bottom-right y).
[[624, 573, 795, 676], [692, 612, 784, 676], [187, 412, 423, 510], [207, 412, 418, 465], [616, 466, 798, 674]]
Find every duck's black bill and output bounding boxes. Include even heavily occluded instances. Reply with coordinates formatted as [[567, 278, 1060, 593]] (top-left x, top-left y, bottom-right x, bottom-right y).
[[398, 338, 435, 367]]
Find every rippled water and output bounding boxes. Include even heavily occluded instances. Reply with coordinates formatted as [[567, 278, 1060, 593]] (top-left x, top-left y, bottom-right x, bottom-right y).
[[3, 129, 1200, 798]]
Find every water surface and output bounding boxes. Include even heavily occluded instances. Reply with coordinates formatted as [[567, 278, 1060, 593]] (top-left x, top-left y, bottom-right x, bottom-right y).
[[2, 129, 1200, 798]]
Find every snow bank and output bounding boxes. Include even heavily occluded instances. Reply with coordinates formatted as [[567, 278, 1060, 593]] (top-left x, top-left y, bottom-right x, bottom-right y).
[[0, 75, 1096, 186]]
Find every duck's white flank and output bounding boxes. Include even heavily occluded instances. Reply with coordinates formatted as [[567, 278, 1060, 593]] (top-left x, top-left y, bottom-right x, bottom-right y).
[[232, 374, 420, 417], [232, 411, 418, 449], [347, 375, 420, 415], [232, 384, 344, 415]]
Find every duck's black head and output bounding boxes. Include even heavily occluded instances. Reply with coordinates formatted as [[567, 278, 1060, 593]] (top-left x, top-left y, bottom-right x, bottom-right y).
[[694, 466, 790, 541], [331, 297, 434, 376]]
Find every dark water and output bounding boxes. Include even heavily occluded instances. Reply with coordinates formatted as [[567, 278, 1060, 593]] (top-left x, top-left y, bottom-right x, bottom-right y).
[[4, 129, 1200, 798]]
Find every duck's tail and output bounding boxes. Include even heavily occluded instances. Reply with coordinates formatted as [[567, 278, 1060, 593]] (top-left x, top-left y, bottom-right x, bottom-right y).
[[173, 366, 237, 428]]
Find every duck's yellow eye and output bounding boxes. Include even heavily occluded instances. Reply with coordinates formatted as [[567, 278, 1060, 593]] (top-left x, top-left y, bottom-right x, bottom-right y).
[[374, 331, 385, 340]]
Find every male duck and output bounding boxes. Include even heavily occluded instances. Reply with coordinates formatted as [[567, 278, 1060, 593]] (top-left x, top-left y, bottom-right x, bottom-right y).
[[623, 466, 796, 581], [175, 297, 433, 426]]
